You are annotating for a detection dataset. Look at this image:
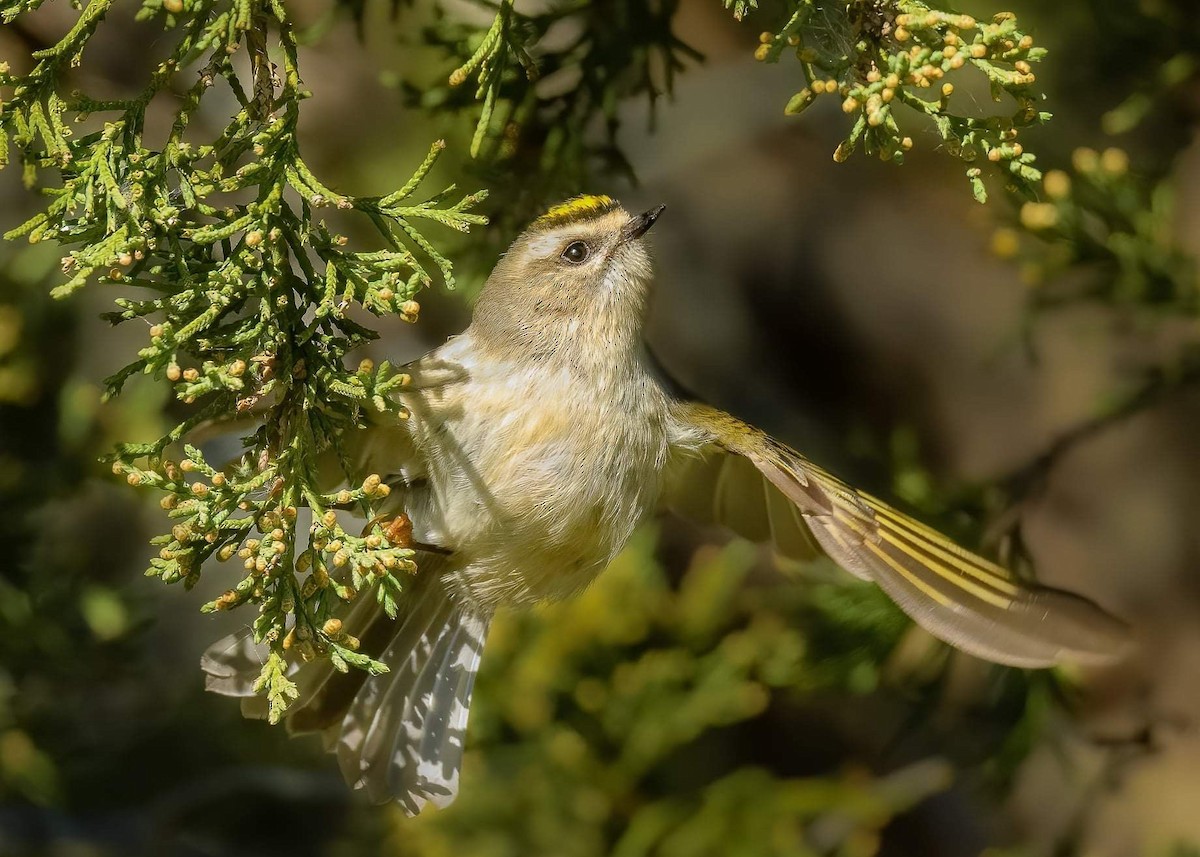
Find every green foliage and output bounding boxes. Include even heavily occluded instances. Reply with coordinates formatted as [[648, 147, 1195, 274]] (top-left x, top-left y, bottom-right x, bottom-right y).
[[747, 1, 1050, 202], [0, 0, 486, 717], [1003, 150, 1196, 312]]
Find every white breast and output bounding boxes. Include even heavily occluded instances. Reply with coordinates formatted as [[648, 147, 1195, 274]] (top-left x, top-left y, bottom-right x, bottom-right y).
[[399, 334, 671, 608]]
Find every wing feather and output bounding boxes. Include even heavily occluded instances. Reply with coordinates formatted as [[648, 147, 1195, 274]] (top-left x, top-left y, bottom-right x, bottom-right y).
[[666, 402, 1130, 668]]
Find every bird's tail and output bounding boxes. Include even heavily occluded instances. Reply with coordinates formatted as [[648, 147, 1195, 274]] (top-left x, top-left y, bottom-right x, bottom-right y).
[[201, 562, 491, 814]]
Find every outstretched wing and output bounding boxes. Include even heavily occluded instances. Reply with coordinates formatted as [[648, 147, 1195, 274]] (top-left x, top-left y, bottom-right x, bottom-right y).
[[665, 402, 1130, 668]]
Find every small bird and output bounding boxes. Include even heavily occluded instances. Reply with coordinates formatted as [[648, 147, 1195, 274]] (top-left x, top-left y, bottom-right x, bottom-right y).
[[203, 195, 1129, 814]]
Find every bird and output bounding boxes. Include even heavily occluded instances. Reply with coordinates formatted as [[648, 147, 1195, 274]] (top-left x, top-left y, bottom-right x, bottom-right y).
[[201, 194, 1130, 815]]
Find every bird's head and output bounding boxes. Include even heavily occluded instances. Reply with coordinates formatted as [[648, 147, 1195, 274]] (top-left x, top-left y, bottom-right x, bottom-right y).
[[471, 196, 665, 362]]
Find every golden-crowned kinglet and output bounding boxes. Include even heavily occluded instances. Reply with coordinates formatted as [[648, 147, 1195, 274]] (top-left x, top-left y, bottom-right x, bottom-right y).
[[204, 195, 1129, 814]]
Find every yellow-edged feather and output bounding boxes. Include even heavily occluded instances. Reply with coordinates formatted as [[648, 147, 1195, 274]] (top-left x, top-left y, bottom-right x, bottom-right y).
[[665, 400, 1131, 668]]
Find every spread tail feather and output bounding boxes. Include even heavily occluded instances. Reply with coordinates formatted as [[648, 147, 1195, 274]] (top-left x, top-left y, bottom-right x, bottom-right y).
[[200, 565, 491, 814], [335, 570, 490, 811]]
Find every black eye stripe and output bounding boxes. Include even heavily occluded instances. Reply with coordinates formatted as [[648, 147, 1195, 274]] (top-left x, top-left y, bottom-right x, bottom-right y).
[[561, 241, 590, 264]]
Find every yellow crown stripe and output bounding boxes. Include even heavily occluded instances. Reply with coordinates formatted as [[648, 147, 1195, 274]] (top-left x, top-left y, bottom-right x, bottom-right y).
[[532, 194, 618, 229]]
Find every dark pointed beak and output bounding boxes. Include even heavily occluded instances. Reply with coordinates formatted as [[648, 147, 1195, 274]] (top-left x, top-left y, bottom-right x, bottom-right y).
[[621, 204, 666, 241]]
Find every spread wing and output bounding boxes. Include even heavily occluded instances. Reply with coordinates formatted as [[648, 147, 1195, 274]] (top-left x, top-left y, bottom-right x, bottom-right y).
[[665, 402, 1130, 668]]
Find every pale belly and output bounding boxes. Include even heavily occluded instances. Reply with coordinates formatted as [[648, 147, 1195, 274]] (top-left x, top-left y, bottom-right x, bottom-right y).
[[400, 359, 671, 609]]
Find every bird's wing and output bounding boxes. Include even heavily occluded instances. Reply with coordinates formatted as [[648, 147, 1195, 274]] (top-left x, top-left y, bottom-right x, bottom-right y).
[[664, 401, 1130, 668]]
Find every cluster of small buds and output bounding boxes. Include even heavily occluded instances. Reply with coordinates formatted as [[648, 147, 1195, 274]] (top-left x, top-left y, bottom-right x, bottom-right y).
[[156, 356, 253, 404], [200, 491, 311, 615], [115, 447, 278, 591], [987, 146, 1183, 301], [298, 494, 416, 623], [752, 3, 1048, 198], [351, 357, 412, 414], [1011, 148, 1132, 236]]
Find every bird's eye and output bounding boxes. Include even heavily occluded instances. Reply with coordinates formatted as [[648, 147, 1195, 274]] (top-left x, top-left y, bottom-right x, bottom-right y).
[[561, 241, 590, 264]]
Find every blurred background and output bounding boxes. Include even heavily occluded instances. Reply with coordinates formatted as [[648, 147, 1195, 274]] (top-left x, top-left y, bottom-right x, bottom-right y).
[[1, 1, 1198, 855]]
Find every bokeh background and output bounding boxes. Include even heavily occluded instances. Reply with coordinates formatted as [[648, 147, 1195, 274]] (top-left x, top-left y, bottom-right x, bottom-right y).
[[2, 1, 1199, 855]]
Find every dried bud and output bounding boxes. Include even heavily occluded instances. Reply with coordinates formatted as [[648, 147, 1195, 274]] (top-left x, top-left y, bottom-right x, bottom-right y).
[[323, 618, 343, 636], [384, 514, 413, 548]]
